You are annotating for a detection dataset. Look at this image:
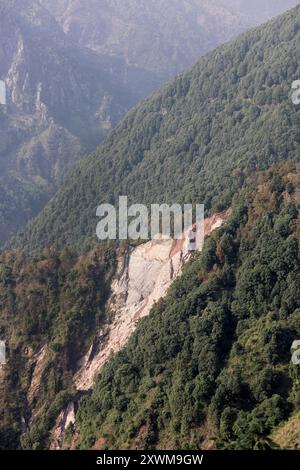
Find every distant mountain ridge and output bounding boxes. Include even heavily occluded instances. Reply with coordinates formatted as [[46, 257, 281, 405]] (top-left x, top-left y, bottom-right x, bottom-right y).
[[41, 0, 300, 82]]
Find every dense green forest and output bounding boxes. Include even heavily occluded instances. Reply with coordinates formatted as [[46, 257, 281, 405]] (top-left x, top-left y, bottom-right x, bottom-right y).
[[74, 164, 300, 450], [14, 5, 300, 253], [1, 5, 300, 451]]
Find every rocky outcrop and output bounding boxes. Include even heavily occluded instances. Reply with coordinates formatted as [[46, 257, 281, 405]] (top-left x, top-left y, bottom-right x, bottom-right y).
[[27, 344, 47, 404], [75, 210, 228, 391], [50, 402, 75, 451]]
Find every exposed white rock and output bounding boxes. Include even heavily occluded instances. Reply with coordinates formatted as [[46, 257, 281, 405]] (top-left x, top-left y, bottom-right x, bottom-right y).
[[75, 210, 228, 391], [50, 402, 75, 450]]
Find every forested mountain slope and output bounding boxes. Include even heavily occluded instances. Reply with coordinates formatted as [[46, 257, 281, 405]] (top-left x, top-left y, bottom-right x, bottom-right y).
[[0, 243, 116, 449], [2, 0, 299, 246], [3, 164, 300, 450], [16, 4, 300, 252], [73, 163, 300, 450]]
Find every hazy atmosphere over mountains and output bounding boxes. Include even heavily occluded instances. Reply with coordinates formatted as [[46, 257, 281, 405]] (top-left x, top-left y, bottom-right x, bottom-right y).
[[0, 0, 299, 246], [41, 0, 300, 81], [0, 0, 300, 458]]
